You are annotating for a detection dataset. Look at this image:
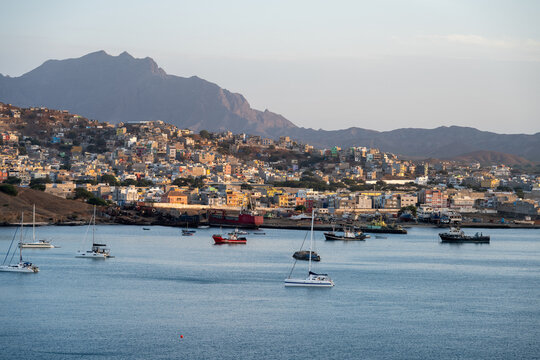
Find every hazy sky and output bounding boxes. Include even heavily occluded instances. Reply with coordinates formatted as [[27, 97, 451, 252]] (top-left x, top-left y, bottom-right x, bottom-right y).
[[2, 0, 539, 134]]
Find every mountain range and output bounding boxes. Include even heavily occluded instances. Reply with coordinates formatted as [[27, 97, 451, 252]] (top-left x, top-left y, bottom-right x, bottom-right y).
[[1, 51, 538, 162]]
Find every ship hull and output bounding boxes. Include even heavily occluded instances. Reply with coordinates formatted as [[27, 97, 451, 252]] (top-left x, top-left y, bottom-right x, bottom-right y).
[[324, 232, 366, 241], [208, 211, 263, 229], [359, 227, 407, 234], [439, 234, 490, 243]]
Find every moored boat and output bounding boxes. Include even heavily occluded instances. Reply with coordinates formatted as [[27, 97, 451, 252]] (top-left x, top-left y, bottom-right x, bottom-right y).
[[285, 209, 334, 287], [212, 232, 247, 244], [228, 228, 248, 235], [76, 206, 113, 259], [284, 271, 334, 287], [324, 227, 366, 241], [439, 227, 490, 243], [0, 212, 39, 273], [19, 204, 55, 248], [293, 250, 320, 261], [20, 239, 55, 248]]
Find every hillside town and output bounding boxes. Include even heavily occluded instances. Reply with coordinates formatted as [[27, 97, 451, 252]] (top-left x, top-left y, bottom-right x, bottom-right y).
[[1, 102, 539, 225]]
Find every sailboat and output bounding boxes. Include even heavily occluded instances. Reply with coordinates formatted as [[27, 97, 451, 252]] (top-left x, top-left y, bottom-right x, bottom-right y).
[[75, 206, 113, 259], [0, 212, 39, 273], [284, 209, 334, 287], [19, 204, 54, 248], [182, 222, 196, 236]]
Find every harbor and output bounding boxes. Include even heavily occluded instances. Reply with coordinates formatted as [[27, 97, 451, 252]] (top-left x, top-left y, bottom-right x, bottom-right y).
[[1, 225, 538, 359]]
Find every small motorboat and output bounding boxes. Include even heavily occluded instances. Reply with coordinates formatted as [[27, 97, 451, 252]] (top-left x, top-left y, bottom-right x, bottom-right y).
[[228, 228, 248, 235], [142, 227, 151, 230], [198, 225, 210, 229], [293, 250, 320, 261], [252, 231, 266, 235]]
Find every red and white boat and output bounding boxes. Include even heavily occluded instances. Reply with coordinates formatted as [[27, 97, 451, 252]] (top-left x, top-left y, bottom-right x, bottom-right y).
[[212, 232, 247, 244]]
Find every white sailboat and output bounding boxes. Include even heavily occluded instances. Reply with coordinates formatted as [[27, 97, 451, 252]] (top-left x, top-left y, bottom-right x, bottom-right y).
[[75, 206, 112, 259], [284, 209, 334, 287], [19, 204, 54, 248], [0, 212, 39, 273]]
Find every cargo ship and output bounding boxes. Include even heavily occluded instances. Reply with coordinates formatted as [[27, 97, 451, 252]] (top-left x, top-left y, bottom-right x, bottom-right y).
[[208, 209, 263, 228]]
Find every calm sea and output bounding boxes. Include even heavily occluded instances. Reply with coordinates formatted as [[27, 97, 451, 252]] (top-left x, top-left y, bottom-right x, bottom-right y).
[[0, 225, 539, 360]]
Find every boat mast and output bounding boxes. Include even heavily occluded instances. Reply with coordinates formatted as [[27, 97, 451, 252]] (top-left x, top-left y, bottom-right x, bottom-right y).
[[20, 212, 24, 263], [309, 208, 314, 273], [32, 204, 36, 242], [92, 205, 96, 245]]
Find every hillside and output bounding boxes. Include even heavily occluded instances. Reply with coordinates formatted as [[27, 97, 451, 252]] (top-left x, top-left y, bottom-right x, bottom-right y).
[[0, 187, 94, 224], [287, 126, 540, 162], [1, 51, 539, 161], [448, 150, 535, 166]]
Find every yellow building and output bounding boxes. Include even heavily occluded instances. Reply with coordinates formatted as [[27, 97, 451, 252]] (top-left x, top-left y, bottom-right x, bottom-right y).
[[481, 178, 500, 189], [226, 190, 247, 207]]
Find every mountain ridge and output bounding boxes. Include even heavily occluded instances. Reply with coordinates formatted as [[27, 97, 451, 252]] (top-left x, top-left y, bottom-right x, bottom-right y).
[[1, 50, 539, 161]]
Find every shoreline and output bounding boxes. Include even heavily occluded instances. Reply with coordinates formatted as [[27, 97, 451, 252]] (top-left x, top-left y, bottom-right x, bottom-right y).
[[1, 220, 538, 230]]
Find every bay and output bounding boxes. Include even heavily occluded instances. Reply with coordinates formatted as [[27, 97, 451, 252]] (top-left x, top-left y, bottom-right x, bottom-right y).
[[0, 225, 539, 360]]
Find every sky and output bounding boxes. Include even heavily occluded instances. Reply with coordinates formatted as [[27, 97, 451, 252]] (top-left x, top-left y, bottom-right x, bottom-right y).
[[2, 0, 539, 134]]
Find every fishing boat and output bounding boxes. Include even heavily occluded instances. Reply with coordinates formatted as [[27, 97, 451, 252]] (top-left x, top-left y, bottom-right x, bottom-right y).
[[0, 212, 39, 273], [75, 206, 113, 259], [285, 209, 334, 287], [324, 226, 366, 241], [19, 205, 55, 248], [212, 232, 247, 244], [439, 227, 490, 243]]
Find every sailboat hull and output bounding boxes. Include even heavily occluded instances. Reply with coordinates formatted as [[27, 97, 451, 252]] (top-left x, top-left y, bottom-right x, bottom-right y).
[[0, 263, 39, 273], [20, 242, 55, 248], [284, 279, 334, 287], [75, 251, 110, 259]]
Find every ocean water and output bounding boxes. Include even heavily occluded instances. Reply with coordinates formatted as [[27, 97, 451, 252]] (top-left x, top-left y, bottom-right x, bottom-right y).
[[0, 225, 539, 360]]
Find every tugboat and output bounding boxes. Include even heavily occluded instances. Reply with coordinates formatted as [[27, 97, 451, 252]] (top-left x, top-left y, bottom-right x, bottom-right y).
[[359, 219, 407, 234], [439, 227, 490, 243], [324, 226, 367, 241], [293, 250, 321, 261], [212, 232, 247, 244]]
